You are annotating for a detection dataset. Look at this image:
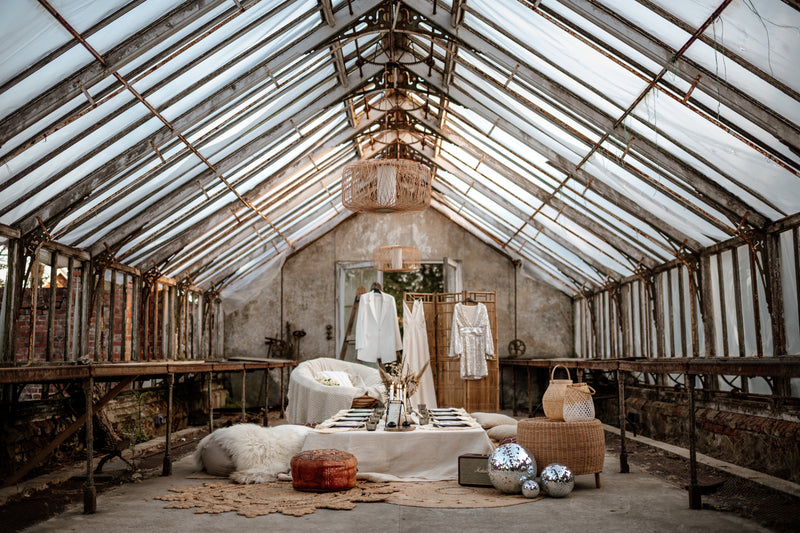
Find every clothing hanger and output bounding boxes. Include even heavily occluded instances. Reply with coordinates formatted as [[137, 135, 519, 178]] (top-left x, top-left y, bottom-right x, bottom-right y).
[[463, 296, 476, 305], [370, 282, 382, 293]]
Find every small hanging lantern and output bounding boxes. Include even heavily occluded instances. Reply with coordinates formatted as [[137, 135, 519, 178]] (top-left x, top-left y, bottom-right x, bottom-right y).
[[342, 159, 432, 214], [373, 245, 421, 272]]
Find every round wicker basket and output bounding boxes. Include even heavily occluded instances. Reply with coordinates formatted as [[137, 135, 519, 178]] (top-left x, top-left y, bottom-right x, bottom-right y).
[[541, 364, 572, 421], [517, 417, 604, 477]]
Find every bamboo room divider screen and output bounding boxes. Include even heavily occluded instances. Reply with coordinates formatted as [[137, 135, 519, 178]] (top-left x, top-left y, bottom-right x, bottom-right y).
[[404, 291, 498, 412]]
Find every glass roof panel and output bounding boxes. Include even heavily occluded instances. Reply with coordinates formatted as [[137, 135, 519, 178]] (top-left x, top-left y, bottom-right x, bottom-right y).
[[651, 0, 800, 92], [0, 0, 74, 86], [467, 0, 650, 111], [633, 89, 800, 215], [79, 0, 186, 54], [683, 39, 800, 127]]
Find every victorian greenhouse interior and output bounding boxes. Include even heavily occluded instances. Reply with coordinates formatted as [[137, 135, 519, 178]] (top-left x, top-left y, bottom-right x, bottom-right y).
[[0, 1, 799, 531]]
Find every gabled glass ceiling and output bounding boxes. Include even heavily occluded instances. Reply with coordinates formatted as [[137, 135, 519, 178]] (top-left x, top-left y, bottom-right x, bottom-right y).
[[1, 0, 798, 296]]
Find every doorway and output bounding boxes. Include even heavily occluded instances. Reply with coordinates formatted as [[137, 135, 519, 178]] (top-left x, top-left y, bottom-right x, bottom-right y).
[[336, 260, 460, 360]]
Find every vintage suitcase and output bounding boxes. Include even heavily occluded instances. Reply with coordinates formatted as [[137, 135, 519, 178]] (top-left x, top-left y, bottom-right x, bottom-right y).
[[458, 453, 492, 487]]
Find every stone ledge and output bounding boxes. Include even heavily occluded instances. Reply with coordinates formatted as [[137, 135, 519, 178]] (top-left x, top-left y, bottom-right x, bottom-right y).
[[0, 426, 205, 507], [603, 423, 800, 499]]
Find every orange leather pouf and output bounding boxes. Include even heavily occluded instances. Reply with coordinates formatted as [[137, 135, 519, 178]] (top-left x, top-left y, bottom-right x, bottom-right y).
[[290, 449, 358, 492]]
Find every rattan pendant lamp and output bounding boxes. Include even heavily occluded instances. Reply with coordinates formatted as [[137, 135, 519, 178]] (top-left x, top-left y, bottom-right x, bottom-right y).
[[373, 244, 421, 272], [341, 157, 432, 214]]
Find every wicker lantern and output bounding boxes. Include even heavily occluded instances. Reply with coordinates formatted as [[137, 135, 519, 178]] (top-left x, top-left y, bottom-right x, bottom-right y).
[[341, 159, 432, 213], [373, 245, 421, 272]]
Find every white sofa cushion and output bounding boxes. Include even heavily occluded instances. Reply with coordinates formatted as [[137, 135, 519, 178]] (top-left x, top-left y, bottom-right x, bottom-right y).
[[315, 370, 354, 388], [471, 412, 518, 429], [487, 424, 518, 441], [287, 357, 385, 424]]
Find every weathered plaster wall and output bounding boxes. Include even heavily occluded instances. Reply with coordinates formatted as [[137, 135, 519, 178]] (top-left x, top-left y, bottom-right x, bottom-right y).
[[223, 209, 573, 364]]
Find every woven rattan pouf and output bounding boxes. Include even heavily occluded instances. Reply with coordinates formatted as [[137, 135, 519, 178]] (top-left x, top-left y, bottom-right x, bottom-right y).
[[290, 449, 358, 492], [517, 417, 605, 488]]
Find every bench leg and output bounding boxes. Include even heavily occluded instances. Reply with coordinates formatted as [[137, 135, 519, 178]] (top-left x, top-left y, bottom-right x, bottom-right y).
[[595, 473, 602, 488]]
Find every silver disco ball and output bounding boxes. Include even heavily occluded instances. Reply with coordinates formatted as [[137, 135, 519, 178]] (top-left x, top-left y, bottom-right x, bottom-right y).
[[540, 463, 575, 498], [521, 478, 541, 498], [488, 443, 536, 494]]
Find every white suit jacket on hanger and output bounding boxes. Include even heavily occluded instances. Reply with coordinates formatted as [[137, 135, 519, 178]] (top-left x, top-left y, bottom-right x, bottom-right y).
[[355, 291, 402, 363]]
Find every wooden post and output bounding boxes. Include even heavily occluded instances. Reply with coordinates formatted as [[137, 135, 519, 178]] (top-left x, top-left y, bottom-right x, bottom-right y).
[[83, 377, 96, 514], [94, 268, 104, 362], [526, 366, 532, 417], [617, 368, 629, 473], [280, 367, 286, 419], [687, 371, 701, 509], [263, 368, 270, 426], [241, 369, 246, 421], [765, 231, 785, 355], [46, 252, 57, 362], [207, 371, 214, 432], [108, 270, 116, 362], [131, 275, 140, 361], [28, 253, 40, 364], [162, 373, 174, 476], [64, 257, 75, 361]]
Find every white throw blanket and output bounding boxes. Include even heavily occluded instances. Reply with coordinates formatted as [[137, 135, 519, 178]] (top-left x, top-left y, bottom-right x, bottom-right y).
[[193, 423, 310, 484]]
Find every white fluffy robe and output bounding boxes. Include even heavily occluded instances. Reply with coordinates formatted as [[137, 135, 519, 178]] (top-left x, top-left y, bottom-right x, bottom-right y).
[[193, 423, 310, 484]]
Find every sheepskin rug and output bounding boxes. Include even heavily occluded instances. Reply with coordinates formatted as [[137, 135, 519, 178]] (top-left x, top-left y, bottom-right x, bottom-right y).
[[193, 423, 310, 484]]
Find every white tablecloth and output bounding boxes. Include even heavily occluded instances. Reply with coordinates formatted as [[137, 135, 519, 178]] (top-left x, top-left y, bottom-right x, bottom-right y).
[[302, 416, 494, 482]]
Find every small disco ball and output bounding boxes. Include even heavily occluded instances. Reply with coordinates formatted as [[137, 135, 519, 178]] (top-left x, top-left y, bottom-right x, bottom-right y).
[[540, 463, 575, 498], [520, 464, 537, 483], [488, 443, 536, 494], [521, 478, 541, 498]]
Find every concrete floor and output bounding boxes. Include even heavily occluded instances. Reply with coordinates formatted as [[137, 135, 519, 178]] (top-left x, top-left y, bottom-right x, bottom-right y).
[[22, 450, 770, 532]]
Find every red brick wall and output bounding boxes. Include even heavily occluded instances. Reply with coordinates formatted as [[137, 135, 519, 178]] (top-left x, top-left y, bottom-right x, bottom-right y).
[[7, 272, 136, 400], [624, 394, 800, 483]]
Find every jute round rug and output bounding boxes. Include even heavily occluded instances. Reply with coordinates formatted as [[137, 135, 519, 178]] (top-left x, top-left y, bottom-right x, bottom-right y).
[[156, 480, 540, 518]]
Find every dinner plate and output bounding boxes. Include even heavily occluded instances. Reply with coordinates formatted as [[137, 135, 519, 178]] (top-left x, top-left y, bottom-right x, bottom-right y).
[[434, 421, 470, 428], [329, 421, 366, 428]]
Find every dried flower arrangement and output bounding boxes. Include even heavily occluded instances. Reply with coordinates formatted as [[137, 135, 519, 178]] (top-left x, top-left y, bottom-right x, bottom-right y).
[[378, 360, 430, 407]]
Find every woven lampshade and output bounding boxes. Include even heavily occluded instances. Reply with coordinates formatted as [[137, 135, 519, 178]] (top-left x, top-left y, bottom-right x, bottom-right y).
[[341, 158, 432, 213], [373, 245, 421, 272]]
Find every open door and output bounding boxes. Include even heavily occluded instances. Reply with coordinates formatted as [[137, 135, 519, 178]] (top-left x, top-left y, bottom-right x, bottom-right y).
[[442, 257, 461, 293]]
